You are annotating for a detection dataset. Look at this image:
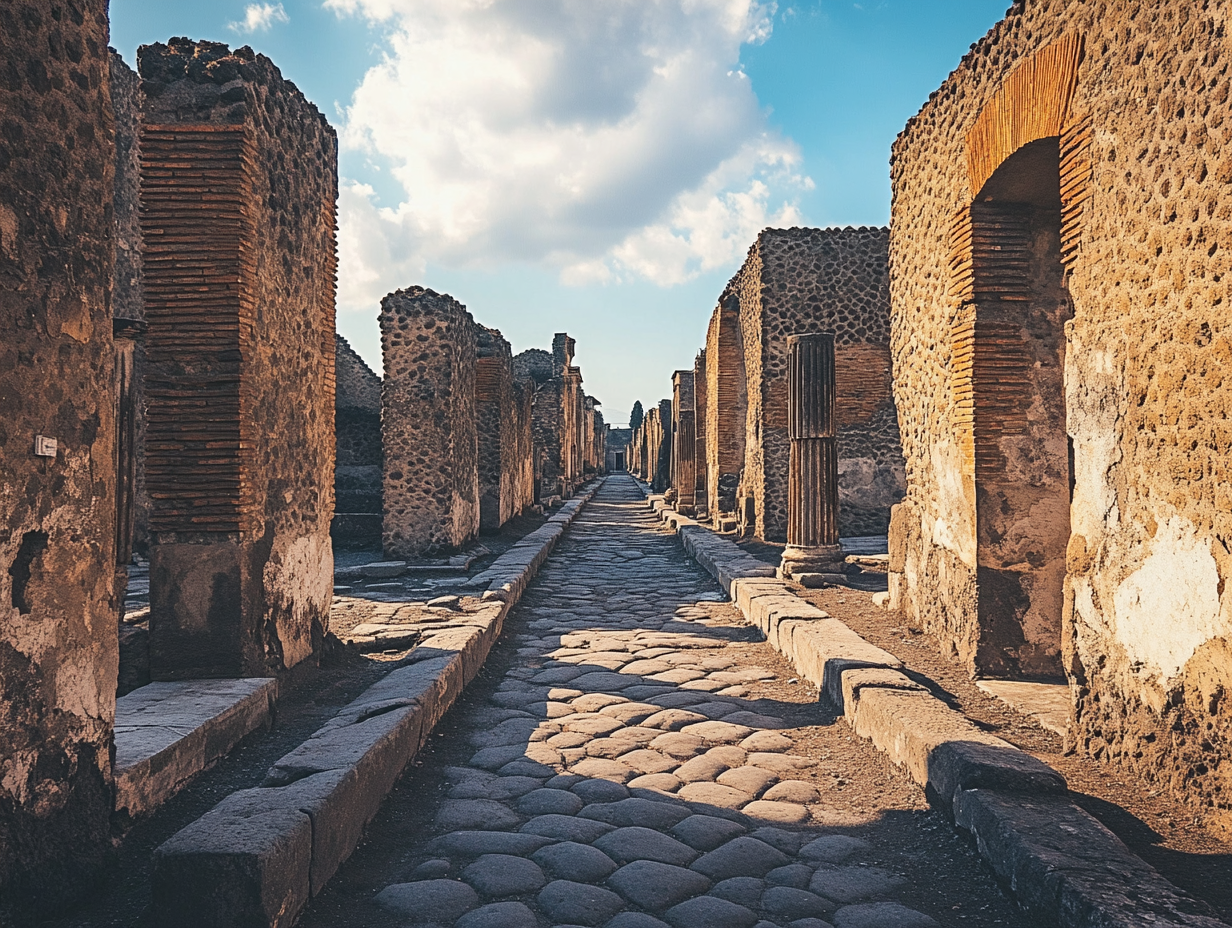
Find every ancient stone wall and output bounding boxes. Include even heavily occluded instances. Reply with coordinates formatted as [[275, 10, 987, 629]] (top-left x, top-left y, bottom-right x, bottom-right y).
[[139, 39, 337, 679], [705, 295, 746, 520], [607, 427, 632, 472], [888, 0, 1232, 832], [730, 226, 903, 541], [476, 327, 519, 531], [511, 379, 535, 512], [672, 371, 696, 511], [381, 287, 478, 554], [0, 2, 118, 915], [693, 349, 708, 516], [335, 335, 381, 515], [652, 399, 673, 492]]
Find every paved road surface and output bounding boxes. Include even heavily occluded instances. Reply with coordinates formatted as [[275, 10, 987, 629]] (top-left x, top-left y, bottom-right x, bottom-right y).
[[300, 475, 1031, 928]]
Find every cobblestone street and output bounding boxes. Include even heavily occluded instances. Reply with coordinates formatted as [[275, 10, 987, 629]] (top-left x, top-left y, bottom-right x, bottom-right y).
[[300, 476, 1030, 928]]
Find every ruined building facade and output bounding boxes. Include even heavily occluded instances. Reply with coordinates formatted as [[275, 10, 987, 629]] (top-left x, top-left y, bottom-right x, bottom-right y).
[[727, 227, 905, 542], [138, 39, 337, 681], [333, 335, 382, 543], [476, 327, 535, 531], [1, 1, 119, 913], [887, 1, 1232, 831]]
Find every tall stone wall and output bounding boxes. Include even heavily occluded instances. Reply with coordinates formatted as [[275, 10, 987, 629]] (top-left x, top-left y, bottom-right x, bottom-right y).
[[476, 327, 517, 531], [672, 371, 696, 511], [730, 226, 903, 541], [511, 379, 536, 513], [381, 287, 478, 555], [139, 39, 337, 680], [335, 335, 381, 515], [706, 293, 747, 520], [0, 2, 118, 916], [693, 349, 708, 516], [888, 1, 1232, 832]]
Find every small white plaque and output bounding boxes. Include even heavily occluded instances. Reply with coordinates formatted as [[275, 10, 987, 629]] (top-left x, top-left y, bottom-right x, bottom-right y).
[[34, 435, 57, 458]]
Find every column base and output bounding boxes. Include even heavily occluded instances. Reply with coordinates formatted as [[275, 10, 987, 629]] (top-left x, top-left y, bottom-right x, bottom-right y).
[[777, 544, 846, 581]]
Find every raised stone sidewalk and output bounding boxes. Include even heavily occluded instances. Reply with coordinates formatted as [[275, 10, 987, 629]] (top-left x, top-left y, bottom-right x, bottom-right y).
[[150, 484, 600, 928], [647, 488, 1226, 928]]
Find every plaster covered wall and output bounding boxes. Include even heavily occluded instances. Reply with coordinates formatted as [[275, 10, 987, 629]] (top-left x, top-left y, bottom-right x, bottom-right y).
[[729, 226, 904, 541], [0, 1, 118, 915], [139, 39, 337, 679], [381, 287, 478, 555], [888, 0, 1232, 831]]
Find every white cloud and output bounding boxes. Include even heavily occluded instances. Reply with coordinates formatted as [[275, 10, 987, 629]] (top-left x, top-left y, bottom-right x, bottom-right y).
[[326, 0, 810, 310], [228, 3, 290, 34]]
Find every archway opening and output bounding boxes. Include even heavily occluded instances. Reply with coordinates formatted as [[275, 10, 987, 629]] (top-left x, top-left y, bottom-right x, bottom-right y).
[[971, 137, 1071, 679]]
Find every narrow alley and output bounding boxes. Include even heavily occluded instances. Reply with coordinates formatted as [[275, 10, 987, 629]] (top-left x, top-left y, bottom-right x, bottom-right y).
[[298, 476, 1030, 928]]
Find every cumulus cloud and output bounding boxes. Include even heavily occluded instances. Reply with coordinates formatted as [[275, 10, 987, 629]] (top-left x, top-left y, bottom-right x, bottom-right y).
[[326, 0, 810, 310], [228, 3, 290, 34]]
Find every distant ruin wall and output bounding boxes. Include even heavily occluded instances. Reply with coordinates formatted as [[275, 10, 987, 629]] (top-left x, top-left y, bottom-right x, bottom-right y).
[[381, 287, 478, 554], [706, 297, 745, 519], [731, 226, 903, 541], [477, 328, 516, 531], [888, 0, 1232, 833], [139, 39, 337, 679], [0, 2, 118, 915], [335, 335, 381, 517]]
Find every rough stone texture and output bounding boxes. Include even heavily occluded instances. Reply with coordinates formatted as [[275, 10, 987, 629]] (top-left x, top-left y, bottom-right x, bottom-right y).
[[139, 39, 336, 679], [110, 50, 150, 555], [0, 2, 118, 917], [726, 227, 903, 541], [886, 0, 1232, 828], [334, 335, 381, 520], [672, 371, 697, 512], [476, 327, 522, 531], [693, 349, 709, 514], [381, 286, 478, 555], [607, 427, 633, 473], [705, 293, 747, 519], [514, 336, 590, 501]]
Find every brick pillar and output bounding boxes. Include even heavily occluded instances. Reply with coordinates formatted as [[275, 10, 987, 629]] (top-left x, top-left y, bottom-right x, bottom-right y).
[[476, 328, 514, 532], [140, 40, 337, 680], [672, 371, 696, 513], [382, 287, 479, 555], [113, 318, 147, 612], [779, 334, 845, 579], [693, 349, 708, 518]]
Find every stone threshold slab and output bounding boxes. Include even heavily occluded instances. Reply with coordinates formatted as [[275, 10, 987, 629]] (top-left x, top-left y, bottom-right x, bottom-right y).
[[975, 679, 1071, 737], [114, 677, 279, 819], [643, 483, 1225, 928], [150, 479, 602, 928]]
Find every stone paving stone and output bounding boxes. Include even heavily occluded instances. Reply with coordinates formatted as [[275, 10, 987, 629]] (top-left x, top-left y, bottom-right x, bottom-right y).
[[580, 797, 692, 829], [520, 813, 614, 843], [671, 814, 748, 851], [664, 894, 758, 928], [606, 913, 673, 928], [717, 766, 777, 796], [594, 826, 700, 866], [710, 876, 766, 906], [433, 799, 521, 832], [425, 831, 555, 858], [762, 885, 837, 920], [798, 835, 870, 864], [650, 731, 707, 758], [461, 854, 546, 895], [574, 693, 629, 712], [537, 879, 626, 926], [468, 745, 529, 770], [630, 773, 682, 793], [600, 702, 662, 724], [518, 788, 584, 816], [411, 859, 451, 879], [788, 920, 836, 928], [743, 800, 810, 823], [809, 866, 907, 903], [678, 781, 751, 808], [455, 900, 538, 928], [766, 863, 815, 888], [674, 754, 732, 783], [373, 880, 478, 921], [643, 709, 709, 730], [619, 748, 677, 774], [608, 860, 712, 909], [763, 780, 821, 803], [572, 757, 636, 782], [740, 731, 793, 752], [831, 903, 939, 928], [692, 837, 791, 880], [532, 841, 618, 882], [572, 778, 630, 803], [681, 721, 755, 743]]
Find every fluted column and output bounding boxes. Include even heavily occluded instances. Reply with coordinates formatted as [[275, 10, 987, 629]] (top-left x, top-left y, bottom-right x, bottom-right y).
[[779, 333, 845, 579]]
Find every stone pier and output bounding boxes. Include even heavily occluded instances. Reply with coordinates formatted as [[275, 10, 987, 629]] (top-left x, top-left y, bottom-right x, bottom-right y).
[[693, 349, 709, 519], [0, 2, 119, 915], [140, 39, 337, 680], [381, 287, 479, 555], [476, 328, 518, 531], [779, 334, 844, 580], [672, 371, 697, 514]]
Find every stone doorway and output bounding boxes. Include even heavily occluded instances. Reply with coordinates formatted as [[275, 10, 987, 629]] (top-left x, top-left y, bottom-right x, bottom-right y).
[[953, 137, 1072, 678]]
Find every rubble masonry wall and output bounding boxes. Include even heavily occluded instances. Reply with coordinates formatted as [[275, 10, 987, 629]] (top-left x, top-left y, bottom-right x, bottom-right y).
[[0, 1, 118, 913], [888, 0, 1232, 831], [381, 287, 478, 554], [731, 226, 904, 541], [335, 334, 381, 513]]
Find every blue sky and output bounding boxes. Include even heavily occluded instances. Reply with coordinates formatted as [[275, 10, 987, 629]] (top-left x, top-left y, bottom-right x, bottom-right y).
[[110, 1, 1007, 427]]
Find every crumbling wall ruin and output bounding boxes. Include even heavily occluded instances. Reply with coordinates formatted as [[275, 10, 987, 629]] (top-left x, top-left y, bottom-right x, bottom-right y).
[[730, 226, 904, 542], [888, 1, 1232, 832], [139, 39, 337, 680], [705, 295, 746, 520], [382, 287, 478, 554], [0, 2, 119, 915], [476, 327, 519, 531]]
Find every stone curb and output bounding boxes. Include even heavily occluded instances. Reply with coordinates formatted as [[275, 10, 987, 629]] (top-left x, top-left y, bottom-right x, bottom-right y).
[[150, 480, 604, 928], [640, 483, 1225, 928]]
